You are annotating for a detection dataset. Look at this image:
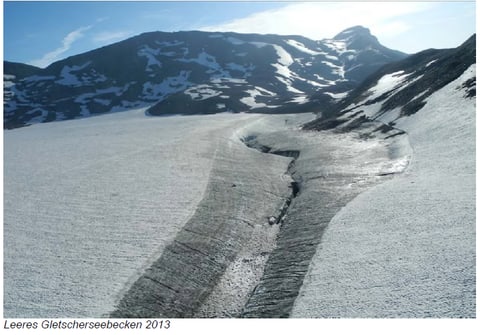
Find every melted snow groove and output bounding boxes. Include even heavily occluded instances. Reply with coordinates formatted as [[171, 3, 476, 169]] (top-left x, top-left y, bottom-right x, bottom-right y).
[[111, 129, 293, 318], [240, 125, 410, 318]]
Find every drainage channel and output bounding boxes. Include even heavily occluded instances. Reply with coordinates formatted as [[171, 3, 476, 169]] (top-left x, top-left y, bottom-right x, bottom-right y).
[[242, 135, 301, 227], [110, 131, 296, 318], [240, 135, 311, 318], [239, 127, 408, 318]]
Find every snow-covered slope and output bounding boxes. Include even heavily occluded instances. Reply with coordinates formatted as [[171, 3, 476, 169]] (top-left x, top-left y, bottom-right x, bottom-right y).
[[3, 110, 296, 317], [293, 39, 476, 317], [4, 30, 474, 319], [4, 27, 406, 129]]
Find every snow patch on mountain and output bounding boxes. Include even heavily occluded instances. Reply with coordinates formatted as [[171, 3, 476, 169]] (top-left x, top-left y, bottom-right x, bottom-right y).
[[227, 36, 245, 45], [323, 40, 347, 54], [321, 60, 345, 78], [56, 62, 92, 86], [289, 95, 309, 104], [185, 85, 221, 101], [142, 71, 191, 100], [155, 40, 184, 47], [179, 51, 229, 77], [324, 91, 349, 99], [138, 45, 163, 71], [275, 76, 304, 94], [240, 88, 279, 109], [285, 39, 321, 55], [369, 70, 409, 97]]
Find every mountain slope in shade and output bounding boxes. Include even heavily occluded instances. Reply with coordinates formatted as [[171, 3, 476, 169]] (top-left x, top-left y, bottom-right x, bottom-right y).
[[3, 27, 406, 129]]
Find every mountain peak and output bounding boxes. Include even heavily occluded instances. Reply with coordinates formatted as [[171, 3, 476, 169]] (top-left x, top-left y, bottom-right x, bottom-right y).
[[333, 26, 372, 40], [331, 25, 383, 51]]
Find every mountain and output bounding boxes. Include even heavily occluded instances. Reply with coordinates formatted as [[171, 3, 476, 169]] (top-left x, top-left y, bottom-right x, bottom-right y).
[[3, 27, 406, 129], [303, 34, 476, 132]]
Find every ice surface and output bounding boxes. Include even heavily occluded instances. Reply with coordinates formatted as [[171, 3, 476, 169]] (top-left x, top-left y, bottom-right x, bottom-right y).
[[3, 110, 268, 317], [292, 65, 476, 318]]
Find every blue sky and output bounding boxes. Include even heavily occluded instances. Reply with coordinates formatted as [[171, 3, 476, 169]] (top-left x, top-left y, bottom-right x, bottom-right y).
[[3, 1, 476, 68]]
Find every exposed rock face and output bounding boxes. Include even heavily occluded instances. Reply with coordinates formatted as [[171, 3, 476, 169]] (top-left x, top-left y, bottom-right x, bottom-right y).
[[4, 27, 406, 129]]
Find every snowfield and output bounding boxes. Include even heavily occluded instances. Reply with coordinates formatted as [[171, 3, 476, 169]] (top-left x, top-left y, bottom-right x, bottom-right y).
[[3, 110, 275, 317], [292, 65, 476, 318], [3, 65, 475, 318]]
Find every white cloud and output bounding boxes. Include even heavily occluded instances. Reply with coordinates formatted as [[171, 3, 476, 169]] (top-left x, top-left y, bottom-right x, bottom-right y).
[[30, 26, 92, 68], [93, 31, 133, 44], [199, 2, 434, 41]]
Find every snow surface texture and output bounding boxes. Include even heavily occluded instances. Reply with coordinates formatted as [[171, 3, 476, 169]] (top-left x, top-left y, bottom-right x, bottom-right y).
[[240, 117, 410, 317], [111, 115, 296, 318], [3, 110, 269, 317], [4, 108, 411, 318], [292, 65, 476, 318]]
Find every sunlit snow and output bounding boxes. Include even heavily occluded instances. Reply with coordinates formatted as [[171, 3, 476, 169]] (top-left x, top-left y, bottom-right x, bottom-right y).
[[3, 110, 268, 317], [285, 39, 321, 55], [293, 65, 476, 318]]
